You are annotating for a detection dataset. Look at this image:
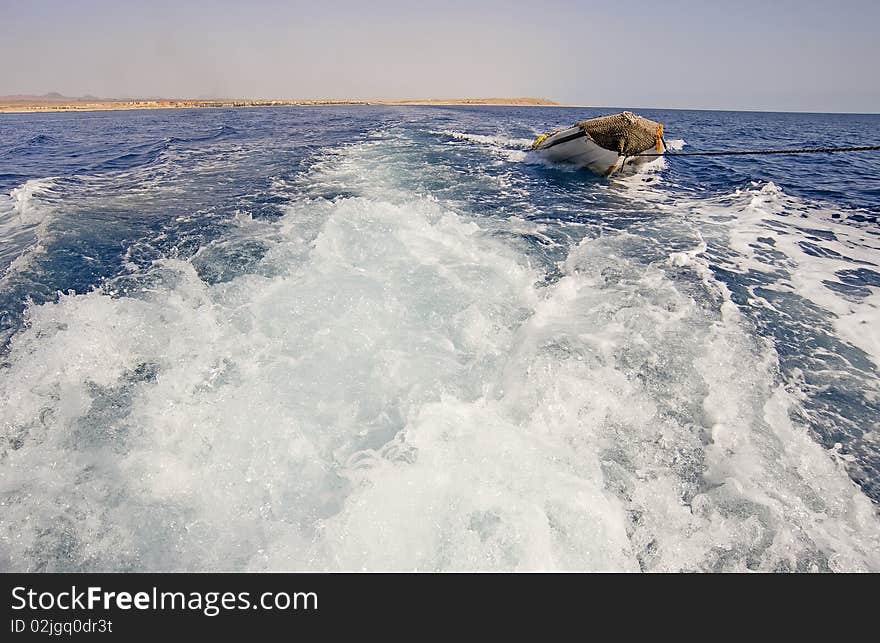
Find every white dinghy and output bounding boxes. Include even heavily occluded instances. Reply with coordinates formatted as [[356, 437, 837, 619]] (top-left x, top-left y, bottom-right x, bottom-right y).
[[531, 111, 665, 176]]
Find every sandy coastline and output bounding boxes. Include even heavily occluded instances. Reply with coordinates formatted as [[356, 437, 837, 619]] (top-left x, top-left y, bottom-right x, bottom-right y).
[[0, 96, 571, 114]]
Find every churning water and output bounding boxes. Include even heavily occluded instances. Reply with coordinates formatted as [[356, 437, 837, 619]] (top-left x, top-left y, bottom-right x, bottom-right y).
[[0, 106, 878, 571]]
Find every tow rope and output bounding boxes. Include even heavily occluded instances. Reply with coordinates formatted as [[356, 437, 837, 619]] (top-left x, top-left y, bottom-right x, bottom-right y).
[[642, 142, 880, 157]]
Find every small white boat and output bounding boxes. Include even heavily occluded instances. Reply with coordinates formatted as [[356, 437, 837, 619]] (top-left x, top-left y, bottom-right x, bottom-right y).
[[531, 111, 665, 176]]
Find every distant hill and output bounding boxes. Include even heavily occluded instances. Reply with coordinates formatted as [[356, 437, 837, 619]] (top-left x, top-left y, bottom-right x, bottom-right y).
[[0, 93, 109, 103]]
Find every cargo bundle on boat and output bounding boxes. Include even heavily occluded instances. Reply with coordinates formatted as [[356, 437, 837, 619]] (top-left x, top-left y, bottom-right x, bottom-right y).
[[531, 111, 665, 176]]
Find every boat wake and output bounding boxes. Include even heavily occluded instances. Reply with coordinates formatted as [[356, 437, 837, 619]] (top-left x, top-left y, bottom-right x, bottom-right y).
[[1, 126, 877, 572]]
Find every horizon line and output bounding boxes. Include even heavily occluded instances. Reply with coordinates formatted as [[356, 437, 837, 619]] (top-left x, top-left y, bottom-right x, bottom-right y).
[[1, 94, 878, 116]]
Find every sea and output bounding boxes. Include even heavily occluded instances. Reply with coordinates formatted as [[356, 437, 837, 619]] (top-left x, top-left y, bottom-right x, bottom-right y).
[[0, 105, 878, 572]]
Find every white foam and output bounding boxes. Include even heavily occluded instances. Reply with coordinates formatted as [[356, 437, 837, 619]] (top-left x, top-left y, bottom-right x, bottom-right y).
[[834, 291, 880, 364], [10, 178, 57, 219], [0, 178, 60, 281], [435, 129, 535, 150], [1, 135, 878, 573], [701, 182, 880, 366]]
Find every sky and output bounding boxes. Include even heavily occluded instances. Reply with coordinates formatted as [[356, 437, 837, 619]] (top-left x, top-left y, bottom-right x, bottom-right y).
[[1, 0, 878, 112]]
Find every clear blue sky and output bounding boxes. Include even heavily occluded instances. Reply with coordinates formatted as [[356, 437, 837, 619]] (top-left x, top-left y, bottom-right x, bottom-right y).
[[2, 0, 878, 112]]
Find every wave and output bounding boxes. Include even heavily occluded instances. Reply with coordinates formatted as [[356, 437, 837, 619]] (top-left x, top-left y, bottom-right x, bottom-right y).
[[1, 178, 60, 276], [87, 125, 240, 174], [611, 175, 880, 498], [1, 133, 877, 572], [0, 135, 59, 161], [167, 124, 239, 145], [627, 179, 880, 366], [435, 129, 536, 150]]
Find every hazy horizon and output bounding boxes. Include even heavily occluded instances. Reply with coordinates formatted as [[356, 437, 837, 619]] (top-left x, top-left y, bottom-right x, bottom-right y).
[[2, 0, 879, 114]]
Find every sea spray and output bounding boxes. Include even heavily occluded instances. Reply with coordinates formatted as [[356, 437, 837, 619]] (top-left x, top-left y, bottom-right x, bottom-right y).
[[1, 106, 878, 571]]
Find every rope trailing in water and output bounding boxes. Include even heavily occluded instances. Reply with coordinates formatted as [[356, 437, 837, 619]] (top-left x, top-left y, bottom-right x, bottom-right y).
[[642, 143, 880, 158]]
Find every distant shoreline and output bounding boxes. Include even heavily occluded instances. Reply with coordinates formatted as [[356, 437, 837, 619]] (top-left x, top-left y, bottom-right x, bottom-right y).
[[0, 97, 575, 114]]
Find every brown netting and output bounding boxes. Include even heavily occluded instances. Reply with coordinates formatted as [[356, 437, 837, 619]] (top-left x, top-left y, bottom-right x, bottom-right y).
[[578, 111, 663, 156]]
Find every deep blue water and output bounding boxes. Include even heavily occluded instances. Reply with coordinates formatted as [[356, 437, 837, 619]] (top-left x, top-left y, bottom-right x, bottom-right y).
[[0, 106, 878, 571]]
